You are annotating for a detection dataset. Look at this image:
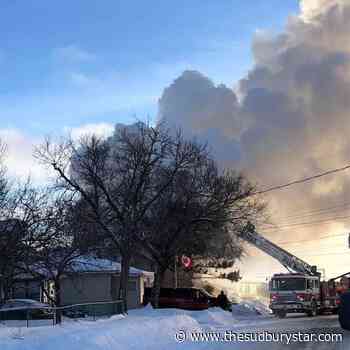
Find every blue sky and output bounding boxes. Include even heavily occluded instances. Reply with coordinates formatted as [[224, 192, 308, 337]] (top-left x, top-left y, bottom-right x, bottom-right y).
[[0, 0, 298, 135]]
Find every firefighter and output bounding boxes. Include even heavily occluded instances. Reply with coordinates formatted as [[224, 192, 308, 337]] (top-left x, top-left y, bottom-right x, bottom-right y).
[[216, 290, 230, 311]]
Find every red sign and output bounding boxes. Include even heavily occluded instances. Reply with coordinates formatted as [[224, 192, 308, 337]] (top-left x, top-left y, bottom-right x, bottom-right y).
[[181, 255, 192, 269]]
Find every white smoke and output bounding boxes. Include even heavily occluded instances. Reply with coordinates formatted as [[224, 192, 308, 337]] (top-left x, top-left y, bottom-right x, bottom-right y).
[[300, 0, 344, 21], [159, 0, 350, 279]]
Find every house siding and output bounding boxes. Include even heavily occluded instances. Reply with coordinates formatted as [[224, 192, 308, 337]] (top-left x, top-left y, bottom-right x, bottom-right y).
[[11, 279, 42, 301], [60, 273, 143, 309]]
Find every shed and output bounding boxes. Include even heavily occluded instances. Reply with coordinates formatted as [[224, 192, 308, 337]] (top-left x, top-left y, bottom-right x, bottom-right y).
[[56, 257, 152, 310]]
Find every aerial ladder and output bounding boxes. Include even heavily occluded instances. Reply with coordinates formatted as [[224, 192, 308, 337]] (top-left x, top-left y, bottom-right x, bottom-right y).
[[238, 222, 339, 317], [240, 222, 319, 276]]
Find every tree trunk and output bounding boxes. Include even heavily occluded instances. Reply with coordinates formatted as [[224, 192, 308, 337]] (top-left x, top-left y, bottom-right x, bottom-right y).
[[54, 278, 62, 324], [152, 265, 166, 309], [118, 253, 131, 313], [3, 278, 11, 301], [2, 272, 14, 301]]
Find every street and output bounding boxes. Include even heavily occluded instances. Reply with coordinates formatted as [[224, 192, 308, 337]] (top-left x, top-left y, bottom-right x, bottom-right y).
[[220, 314, 350, 349]]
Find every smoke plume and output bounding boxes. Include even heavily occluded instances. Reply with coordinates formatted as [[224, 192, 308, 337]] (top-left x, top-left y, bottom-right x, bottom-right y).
[[158, 0, 350, 279]]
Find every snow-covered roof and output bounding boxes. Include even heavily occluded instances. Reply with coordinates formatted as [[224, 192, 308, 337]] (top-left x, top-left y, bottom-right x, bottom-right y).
[[69, 256, 151, 277], [13, 256, 154, 279]]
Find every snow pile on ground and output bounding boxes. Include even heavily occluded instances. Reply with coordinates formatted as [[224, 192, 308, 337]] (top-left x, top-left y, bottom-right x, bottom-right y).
[[0, 303, 271, 350], [0, 308, 207, 350], [231, 300, 271, 320], [185, 307, 235, 329], [244, 300, 271, 317], [2, 302, 344, 350]]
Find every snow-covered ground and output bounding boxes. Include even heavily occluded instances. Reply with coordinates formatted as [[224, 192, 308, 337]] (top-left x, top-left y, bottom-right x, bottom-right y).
[[0, 302, 348, 350]]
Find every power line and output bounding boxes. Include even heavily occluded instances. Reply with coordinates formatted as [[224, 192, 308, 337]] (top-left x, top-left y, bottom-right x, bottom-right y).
[[298, 251, 350, 257], [274, 202, 350, 222], [289, 247, 346, 255], [262, 223, 349, 232], [279, 202, 350, 219], [277, 211, 350, 226], [280, 201, 350, 218], [252, 163, 350, 196], [271, 214, 350, 228], [260, 215, 350, 231], [273, 232, 348, 245]]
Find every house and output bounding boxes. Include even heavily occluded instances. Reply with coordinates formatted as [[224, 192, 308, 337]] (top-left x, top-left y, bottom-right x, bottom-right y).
[[57, 257, 152, 309], [10, 257, 153, 310]]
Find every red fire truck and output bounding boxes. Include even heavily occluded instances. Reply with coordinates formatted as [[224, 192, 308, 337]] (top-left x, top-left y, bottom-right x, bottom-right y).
[[240, 223, 340, 318]]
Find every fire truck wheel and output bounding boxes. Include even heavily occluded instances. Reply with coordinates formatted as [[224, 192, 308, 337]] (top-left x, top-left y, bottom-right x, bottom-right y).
[[307, 301, 317, 317], [339, 292, 350, 330], [276, 310, 286, 318]]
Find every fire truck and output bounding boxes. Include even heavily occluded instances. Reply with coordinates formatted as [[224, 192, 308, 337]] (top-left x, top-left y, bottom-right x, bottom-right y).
[[239, 223, 340, 318]]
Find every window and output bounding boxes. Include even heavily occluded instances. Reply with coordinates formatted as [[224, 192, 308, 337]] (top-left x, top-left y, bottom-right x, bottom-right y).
[[271, 278, 306, 291], [307, 280, 313, 289]]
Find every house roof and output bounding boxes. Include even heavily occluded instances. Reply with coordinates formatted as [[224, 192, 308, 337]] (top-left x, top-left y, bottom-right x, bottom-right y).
[[14, 256, 154, 280], [67, 256, 151, 277]]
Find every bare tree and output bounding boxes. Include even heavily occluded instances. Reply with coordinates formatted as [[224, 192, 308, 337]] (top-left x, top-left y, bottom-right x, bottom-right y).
[[23, 189, 88, 323], [141, 160, 265, 307], [0, 142, 31, 299], [0, 140, 8, 207], [0, 181, 45, 300], [0, 219, 27, 300], [35, 123, 202, 311]]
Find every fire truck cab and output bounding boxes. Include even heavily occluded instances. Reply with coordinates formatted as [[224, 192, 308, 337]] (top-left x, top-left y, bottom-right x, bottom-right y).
[[269, 273, 320, 318]]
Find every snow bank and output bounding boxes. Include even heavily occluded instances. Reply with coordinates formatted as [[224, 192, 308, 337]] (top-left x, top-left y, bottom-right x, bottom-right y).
[[0, 302, 276, 350], [185, 307, 235, 329], [0, 308, 204, 350], [243, 300, 271, 317], [231, 300, 271, 320]]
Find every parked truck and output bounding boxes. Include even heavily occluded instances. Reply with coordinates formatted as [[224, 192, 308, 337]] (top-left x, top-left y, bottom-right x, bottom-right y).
[[239, 223, 339, 318]]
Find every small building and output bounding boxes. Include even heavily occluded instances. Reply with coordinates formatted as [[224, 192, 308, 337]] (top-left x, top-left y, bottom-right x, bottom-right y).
[[9, 257, 153, 310], [57, 257, 152, 309]]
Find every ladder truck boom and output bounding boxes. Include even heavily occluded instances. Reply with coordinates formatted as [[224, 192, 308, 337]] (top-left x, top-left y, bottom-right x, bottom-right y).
[[239, 223, 338, 318], [240, 222, 318, 276]]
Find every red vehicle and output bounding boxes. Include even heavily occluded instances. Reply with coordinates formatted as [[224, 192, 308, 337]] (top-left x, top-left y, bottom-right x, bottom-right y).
[[144, 288, 216, 310]]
